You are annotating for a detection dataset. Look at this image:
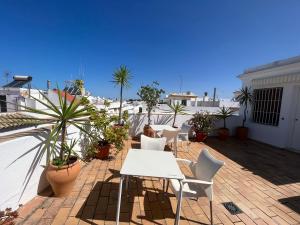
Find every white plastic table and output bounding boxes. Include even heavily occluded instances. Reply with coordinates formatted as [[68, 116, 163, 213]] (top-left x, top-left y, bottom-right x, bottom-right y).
[[116, 149, 184, 225]]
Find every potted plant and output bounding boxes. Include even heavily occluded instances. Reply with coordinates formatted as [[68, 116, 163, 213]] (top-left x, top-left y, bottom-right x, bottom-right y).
[[189, 112, 215, 142], [88, 104, 127, 159], [168, 102, 187, 128], [235, 86, 253, 140], [18, 89, 91, 197], [137, 81, 165, 137], [216, 106, 235, 140], [112, 65, 132, 125]]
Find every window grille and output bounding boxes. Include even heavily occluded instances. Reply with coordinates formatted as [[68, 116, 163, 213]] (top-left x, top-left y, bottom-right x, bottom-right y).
[[252, 87, 283, 126]]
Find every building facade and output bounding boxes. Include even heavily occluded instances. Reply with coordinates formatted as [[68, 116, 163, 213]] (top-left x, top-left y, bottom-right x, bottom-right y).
[[239, 55, 300, 152]]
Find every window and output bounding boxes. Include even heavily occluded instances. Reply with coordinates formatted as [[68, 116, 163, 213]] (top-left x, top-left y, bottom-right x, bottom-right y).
[[181, 100, 187, 106], [252, 87, 283, 126]]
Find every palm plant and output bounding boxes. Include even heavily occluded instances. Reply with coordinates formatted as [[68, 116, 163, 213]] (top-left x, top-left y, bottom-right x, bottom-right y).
[[112, 65, 132, 125], [216, 106, 235, 128], [168, 102, 187, 127], [74, 79, 84, 95], [18, 89, 91, 166], [235, 86, 253, 127]]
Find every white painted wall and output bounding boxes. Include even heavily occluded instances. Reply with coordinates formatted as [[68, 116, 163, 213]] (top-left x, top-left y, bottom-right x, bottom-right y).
[[129, 113, 241, 137], [239, 58, 300, 150], [0, 125, 82, 210]]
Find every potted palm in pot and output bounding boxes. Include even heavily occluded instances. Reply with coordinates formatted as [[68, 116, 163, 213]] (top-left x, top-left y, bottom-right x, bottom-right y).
[[18, 89, 91, 197], [112, 65, 132, 125], [137, 81, 165, 137], [189, 112, 215, 142], [235, 86, 253, 140], [167, 102, 187, 128], [216, 106, 235, 140]]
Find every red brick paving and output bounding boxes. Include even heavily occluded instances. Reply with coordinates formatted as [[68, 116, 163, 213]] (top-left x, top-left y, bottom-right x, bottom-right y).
[[17, 138, 300, 224]]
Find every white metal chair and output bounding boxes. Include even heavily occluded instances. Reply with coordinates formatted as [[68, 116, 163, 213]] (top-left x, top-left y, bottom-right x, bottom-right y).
[[178, 123, 191, 151], [168, 149, 225, 225], [140, 134, 166, 151], [160, 129, 180, 157]]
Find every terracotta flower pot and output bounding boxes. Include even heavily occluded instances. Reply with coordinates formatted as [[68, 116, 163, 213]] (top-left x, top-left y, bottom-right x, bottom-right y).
[[143, 125, 154, 137], [46, 157, 80, 197], [218, 128, 230, 141], [195, 131, 208, 142], [96, 143, 111, 159], [236, 127, 248, 140]]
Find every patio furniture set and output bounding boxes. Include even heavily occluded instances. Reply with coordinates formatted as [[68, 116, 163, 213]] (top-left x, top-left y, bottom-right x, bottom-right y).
[[116, 124, 225, 225]]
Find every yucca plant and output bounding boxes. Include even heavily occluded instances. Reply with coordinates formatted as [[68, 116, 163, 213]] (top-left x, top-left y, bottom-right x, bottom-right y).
[[235, 86, 253, 127], [168, 102, 187, 127], [112, 65, 132, 125], [16, 89, 91, 166], [216, 106, 235, 129]]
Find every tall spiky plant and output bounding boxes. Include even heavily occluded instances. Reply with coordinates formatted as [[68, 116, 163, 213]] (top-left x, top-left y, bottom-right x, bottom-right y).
[[235, 86, 253, 127], [112, 65, 132, 125], [216, 106, 235, 128], [168, 102, 187, 127], [17, 89, 91, 165]]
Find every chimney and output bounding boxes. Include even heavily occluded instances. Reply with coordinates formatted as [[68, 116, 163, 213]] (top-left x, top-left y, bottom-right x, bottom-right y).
[[213, 88, 216, 107], [47, 80, 51, 90]]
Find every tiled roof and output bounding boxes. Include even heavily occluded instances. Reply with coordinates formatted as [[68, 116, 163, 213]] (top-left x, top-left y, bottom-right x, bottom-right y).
[[0, 113, 38, 131]]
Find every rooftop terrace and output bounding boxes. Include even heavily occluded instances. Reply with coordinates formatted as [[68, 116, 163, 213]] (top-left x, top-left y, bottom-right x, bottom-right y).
[[16, 138, 300, 225]]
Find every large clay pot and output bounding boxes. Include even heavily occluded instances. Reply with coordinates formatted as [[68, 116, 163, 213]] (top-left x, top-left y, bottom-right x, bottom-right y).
[[46, 157, 80, 197], [143, 125, 154, 137], [195, 131, 208, 142], [236, 127, 248, 140], [96, 143, 111, 159], [218, 128, 230, 141]]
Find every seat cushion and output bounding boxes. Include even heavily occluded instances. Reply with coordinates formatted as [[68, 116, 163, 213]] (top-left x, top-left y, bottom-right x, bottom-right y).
[[170, 176, 208, 199]]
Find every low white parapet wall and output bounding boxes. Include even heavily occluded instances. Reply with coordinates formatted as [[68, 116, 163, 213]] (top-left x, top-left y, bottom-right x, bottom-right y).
[[129, 113, 241, 137], [0, 125, 83, 210]]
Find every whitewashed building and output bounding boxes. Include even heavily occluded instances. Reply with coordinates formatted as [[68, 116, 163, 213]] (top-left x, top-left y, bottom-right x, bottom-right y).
[[239, 55, 300, 152]]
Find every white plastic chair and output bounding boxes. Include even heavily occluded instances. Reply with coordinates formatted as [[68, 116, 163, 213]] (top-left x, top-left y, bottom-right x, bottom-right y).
[[160, 129, 180, 156], [178, 123, 191, 151], [141, 134, 166, 151], [168, 149, 225, 225]]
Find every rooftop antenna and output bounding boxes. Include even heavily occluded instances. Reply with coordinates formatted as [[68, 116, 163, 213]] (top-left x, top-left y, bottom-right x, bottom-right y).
[[179, 75, 183, 94], [3, 71, 11, 84]]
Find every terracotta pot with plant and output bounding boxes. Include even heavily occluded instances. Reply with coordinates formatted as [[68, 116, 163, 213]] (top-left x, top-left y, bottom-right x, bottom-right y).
[[216, 106, 235, 141], [15, 89, 91, 197], [87, 101, 128, 159], [137, 81, 165, 137], [167, 102, 187, 128], [189, 112, 215, 142], [235, 86, 253, 140]]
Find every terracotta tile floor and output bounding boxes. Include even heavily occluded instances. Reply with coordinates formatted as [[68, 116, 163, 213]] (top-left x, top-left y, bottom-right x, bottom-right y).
[[17, 138, 300, 225]]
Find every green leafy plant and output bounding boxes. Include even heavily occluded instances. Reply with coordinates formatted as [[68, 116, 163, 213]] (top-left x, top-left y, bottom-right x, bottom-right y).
[[216, 106, 235, 128], [112, 65, 132, 125], [189, 112, 215, 134], [17, 89, 91, 166], [87, 102, 128, 154], [137, 81, 165, 125], [235, 86, 253, 127], [167, 102, 187, 127]]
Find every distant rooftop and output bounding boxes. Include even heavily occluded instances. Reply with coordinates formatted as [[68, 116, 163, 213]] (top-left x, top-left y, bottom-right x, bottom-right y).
[[243, 55, 300, 74], [0, 112, 38, 132], [167, 91, 197, 97]]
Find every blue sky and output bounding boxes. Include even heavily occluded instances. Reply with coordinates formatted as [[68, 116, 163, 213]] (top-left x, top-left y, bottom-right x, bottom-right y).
[[0, 1, 300, 99]]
